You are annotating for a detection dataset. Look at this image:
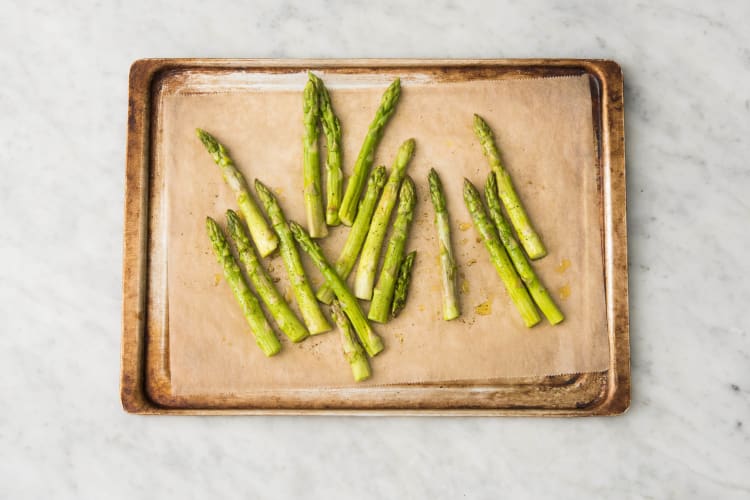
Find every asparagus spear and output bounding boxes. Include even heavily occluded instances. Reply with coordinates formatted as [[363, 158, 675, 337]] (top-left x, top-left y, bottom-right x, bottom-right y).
[[197, 129, 279, 257], [462, 179, 541, 327], [309, 72, 344, 227], [354, 138, 415, 300], [289, 221, 384, 357], [427, 168, 460, 320], [338, 78, 401, 226], [226, 210, 310, 342], [391, 250, 416, 318], [484, 174, 564, 325], [205, 217, 281, 356], [369, 177, 417, 323], [254, 180, 332, 334], [473, 114, 546, 259], [330, 300, 371, 382], [316, 166, 388, 305], [302, 77, 327, 238]]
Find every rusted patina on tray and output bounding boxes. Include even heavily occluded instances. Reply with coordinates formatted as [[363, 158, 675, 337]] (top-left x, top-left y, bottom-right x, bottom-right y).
[[121, 59, 629, 416]]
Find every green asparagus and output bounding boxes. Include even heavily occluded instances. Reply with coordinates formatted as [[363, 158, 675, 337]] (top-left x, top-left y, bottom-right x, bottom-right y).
[[391, 250, 416, 318], [289, 221, 384, 357], [197, 129, 279, 257], [484, 174, 564, 325], [330, 300, 371, 382], [205, 217, 281, 356], [303, 76, 327, 238], [316, 166, 388, 305], [463, 179, 541, 327], [354, 138, 415, 300], [427, 168, 460, 320], [309, 72, 344, 227], [473, 114, 546, 259], [369, 177, 417, 323], [226, 210, 310, 342], [338, 78, 401, 226], [254, 180, 332, 334]]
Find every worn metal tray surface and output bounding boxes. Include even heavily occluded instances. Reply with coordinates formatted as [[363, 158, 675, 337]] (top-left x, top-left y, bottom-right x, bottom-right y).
[[121, 59, 629, 415]]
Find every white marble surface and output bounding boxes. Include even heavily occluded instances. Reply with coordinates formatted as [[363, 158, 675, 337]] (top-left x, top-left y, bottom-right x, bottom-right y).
[[1, 0, 748, 498]]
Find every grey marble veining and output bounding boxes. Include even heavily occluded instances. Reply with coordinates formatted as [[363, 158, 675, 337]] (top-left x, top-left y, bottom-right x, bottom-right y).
[[1, 0, 748, 498]]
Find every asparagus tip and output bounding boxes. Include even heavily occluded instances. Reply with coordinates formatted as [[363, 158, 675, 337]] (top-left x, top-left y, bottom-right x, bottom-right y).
[[400, 175, 416, 202], [195, 127, 210, 141], [403, 137, 416, 155], [484, 172, 497, 199], [205, 216, 222, 241], [225, 208, 241, 231], [473, 114, 493, 139], [303, 78, 319, 113], [428, 169, 446, 212], [288, 220, 303, 238], [308, 71, 321, 84], [382, 77, 402, 105], [372, 165, 388, 185], [196, 128, 222, 156], [463, 178, 481, 203], [428, 168, 438, 186], [428, 168, 440, 185], [254, 178, 270, 196]]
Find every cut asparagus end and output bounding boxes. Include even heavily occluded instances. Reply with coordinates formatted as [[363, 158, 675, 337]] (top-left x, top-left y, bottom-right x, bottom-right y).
[[444, 304, 460, 321], [361, 332, 384, 357], [256, 336, 282, 357], [531, 287, 564, 325], [354, 274, 374, 300], [521, 234, 547, 260], [517, 292, 542, 327], [349, 353, 372, 382], [368, 288, 390, 323]]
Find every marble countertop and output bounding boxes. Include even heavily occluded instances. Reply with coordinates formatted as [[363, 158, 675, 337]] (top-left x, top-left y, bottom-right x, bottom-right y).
[[1, 1, 748, 498]]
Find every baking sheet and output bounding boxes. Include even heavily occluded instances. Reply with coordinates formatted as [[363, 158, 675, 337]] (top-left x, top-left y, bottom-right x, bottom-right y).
[[163, 72, 608, 394]]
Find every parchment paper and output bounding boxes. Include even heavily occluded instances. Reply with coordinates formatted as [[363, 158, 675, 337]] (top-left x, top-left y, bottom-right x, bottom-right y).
[[163, 72, 608, 394]]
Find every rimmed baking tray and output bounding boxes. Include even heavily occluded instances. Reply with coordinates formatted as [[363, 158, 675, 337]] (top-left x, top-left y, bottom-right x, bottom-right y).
[[121, 59, 629, 415]]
